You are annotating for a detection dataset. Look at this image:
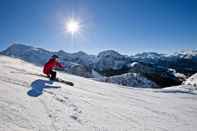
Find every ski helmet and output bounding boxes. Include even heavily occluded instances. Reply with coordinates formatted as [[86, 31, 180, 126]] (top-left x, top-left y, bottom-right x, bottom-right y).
[[52, 55, 59, 59]]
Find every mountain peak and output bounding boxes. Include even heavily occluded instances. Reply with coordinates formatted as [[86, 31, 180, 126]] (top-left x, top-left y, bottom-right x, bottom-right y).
[[132, 52, 165, 59], [97, 50, 122, 58], [179, 49, 197, 55], [2, 43, 32, 56], [5, 43, 32, 50], [72, 51, 87, 56]]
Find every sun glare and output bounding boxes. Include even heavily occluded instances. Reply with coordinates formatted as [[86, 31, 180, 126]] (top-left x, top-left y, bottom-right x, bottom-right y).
[[66, 19, 80, 35]]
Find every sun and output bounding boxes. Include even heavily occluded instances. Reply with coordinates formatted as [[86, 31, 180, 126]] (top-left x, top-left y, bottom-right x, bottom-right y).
[[65, 19, 80, 35]]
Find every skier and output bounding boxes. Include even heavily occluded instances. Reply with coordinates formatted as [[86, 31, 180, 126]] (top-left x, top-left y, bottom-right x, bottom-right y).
[[43, 55, 64, 80]]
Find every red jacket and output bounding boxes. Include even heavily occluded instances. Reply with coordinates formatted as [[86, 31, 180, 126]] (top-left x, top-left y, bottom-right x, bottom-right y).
[[43, 58, 64, 75]]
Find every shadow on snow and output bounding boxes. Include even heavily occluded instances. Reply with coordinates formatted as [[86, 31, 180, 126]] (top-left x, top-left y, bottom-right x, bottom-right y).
[[27, 79, 60, 97]]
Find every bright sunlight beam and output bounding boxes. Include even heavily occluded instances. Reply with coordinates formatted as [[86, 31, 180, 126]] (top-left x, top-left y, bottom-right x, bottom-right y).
[[65, 19, 80, 35]]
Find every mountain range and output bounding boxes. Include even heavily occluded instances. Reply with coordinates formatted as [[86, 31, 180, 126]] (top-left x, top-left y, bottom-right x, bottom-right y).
[[1, 43, 197, 88]]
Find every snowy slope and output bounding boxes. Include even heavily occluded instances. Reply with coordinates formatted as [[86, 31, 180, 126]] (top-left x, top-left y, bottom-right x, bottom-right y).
[[184, 73, 197, 87], [0, 55, 197, 131]]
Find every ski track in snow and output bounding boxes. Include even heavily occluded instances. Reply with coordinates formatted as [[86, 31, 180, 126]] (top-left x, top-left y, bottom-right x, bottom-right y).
[[0, 55, 197, 131]]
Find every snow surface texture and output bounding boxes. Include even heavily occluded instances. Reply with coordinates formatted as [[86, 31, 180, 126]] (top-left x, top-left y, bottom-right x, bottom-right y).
[[0, 55, 197, 131]]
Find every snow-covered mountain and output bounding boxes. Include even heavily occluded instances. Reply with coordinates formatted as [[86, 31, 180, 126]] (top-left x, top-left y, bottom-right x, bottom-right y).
[[2, 44, 96, 67], [63, 62, 93, 78], [173, 49, 197, 59], [131, 52, 166, 64], [2, 43, 197, 88], [184, 73, 197, 88], [0, 54, 197, 131], [131, 49, 197, 63], [2, 44, 52, 65], [101, 73, 159, 88], [131, 50, 197, 75], [128, 62, 184, 87], [94, 50, 131, 71], [58, 50, 96, 69], [2, 44, 95, 77]]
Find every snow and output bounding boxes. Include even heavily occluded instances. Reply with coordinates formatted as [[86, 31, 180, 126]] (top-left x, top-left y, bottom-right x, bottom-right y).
[[0, 55, 197, 131], [99, 73, 158, 88], [2, 43, 52, 65], [184, 73, 197, 88], [128, 62, 139, 68], [132, 52, 166, 60], [95, 50, 130, 71], [91, 70, 103, 79], [174, 49, 197, 58], [2, 44, 197, 81], [2, 43, 96, 67]]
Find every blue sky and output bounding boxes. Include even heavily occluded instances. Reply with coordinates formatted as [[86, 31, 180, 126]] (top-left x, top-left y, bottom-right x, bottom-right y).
[[0, 0, 196, 55]]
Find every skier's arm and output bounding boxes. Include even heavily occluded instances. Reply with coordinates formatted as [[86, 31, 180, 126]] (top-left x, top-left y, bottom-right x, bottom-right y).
[[56, 62, 64, 68]]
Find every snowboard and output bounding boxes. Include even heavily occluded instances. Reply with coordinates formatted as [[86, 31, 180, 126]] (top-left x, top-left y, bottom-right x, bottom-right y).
[[29, 73, 74, 86], [55, 78, 74, 86]]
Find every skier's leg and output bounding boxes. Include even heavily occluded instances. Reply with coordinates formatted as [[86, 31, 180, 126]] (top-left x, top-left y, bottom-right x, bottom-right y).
[[47, 74, 50, 78], [50, 70, 57, 80]]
